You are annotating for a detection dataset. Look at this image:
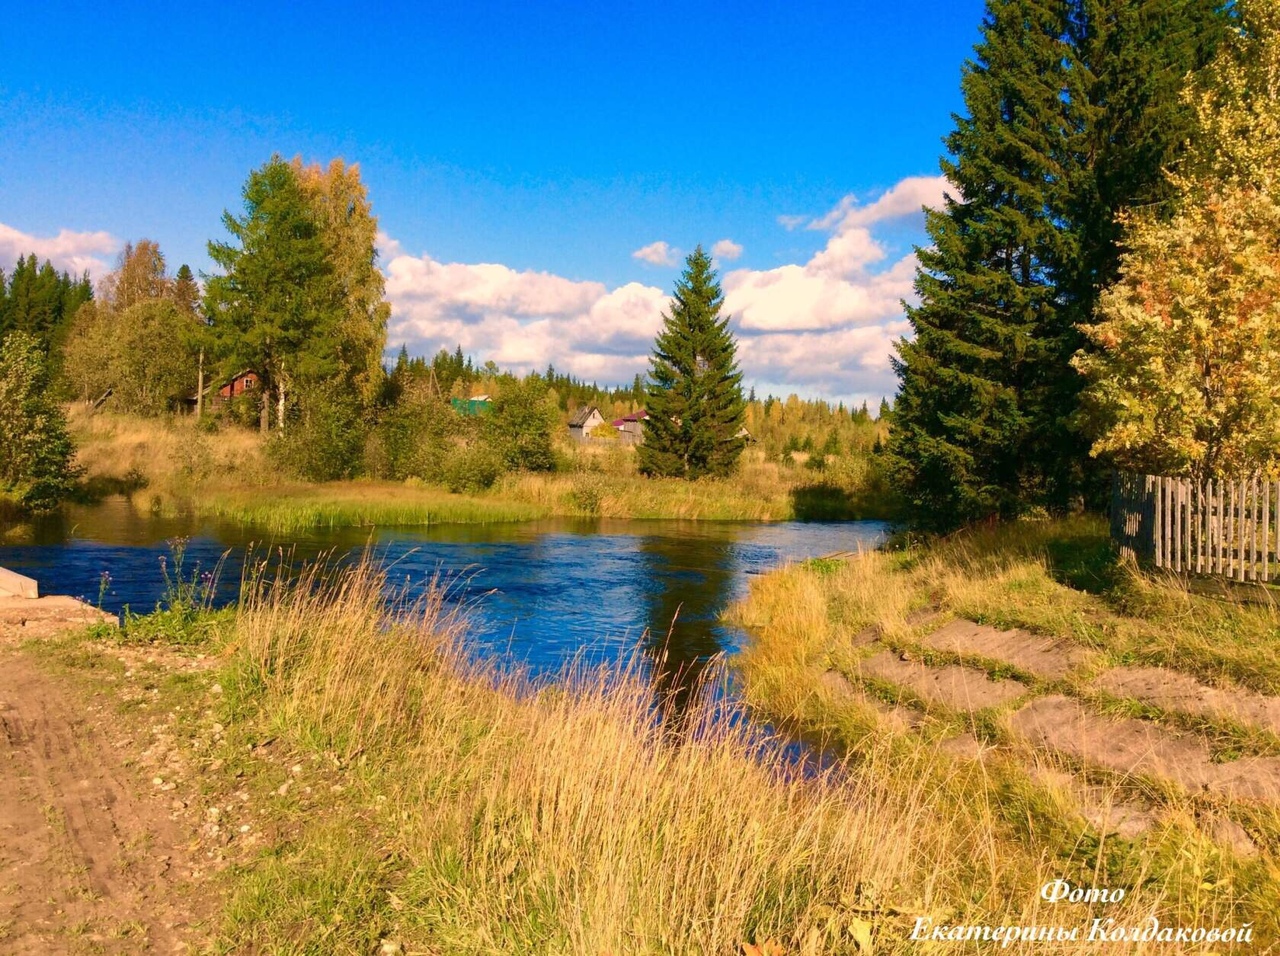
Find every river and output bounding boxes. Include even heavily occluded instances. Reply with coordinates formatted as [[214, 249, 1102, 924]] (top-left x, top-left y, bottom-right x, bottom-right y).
[[1, 498, 886, 710]]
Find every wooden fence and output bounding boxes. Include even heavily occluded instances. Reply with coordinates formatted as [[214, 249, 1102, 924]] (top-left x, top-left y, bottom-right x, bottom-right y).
[[1111, 472, 1280, 582]]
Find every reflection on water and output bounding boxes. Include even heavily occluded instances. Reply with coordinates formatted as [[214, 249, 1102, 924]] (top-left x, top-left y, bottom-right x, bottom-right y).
[[1, 499, 887, 715]]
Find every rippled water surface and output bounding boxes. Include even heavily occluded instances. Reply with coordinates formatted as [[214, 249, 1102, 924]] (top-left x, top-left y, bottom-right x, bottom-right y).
[[1, 499, 887, 697]]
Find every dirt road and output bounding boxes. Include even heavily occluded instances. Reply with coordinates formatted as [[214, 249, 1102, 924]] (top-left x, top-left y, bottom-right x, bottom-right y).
[[0, 637, 210, 953]]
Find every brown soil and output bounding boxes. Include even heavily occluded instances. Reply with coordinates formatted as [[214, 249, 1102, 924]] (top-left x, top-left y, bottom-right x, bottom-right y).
[[830, 615, 1280, 849], [857, 649, 1030, 711], [0, 596, 117, 639], [1098, 665, 1280, 736], [0, 635, 213, 953], [920, 619, 1092, 681]]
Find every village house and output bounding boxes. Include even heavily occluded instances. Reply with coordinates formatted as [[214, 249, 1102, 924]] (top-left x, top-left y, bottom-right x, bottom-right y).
[[183, 369, 259, 413], [450, 394, 492, 416], [568, 405, 605, 441], [612, 410, 648, 445], [219, 370, 260, 401]]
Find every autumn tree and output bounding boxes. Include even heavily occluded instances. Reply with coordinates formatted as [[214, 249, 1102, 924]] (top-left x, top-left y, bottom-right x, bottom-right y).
[[59, 239, 204, 414], [639, 247, 746, 479], [292, 157, 389, 407], [1075, 1, 1280, 481], [101, 240, 169, 311]]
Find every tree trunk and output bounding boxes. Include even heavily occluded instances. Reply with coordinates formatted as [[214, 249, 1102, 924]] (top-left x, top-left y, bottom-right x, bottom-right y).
[[260, 389, 270, 433], [277, 384, 286, 434], [196, 349, 204, 420]]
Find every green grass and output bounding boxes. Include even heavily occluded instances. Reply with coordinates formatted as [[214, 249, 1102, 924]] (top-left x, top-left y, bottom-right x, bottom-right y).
[[196, 481, 547, 533]]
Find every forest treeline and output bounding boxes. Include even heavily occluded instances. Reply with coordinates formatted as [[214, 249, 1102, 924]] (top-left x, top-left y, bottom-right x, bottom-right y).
[[0, 155, 885, 509]]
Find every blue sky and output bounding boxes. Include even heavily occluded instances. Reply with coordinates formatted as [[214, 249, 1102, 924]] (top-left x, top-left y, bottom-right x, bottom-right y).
[[1, 1, 986, 404]]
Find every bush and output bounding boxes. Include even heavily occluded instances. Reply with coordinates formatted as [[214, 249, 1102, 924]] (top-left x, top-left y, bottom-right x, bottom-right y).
[[270, 387, 367, 482], [443, 444, 504, 493], [365, 387, 460, 482], [0, 332, 80, 511], [484, 376, 558, 471], [566, 475, 605, 515]]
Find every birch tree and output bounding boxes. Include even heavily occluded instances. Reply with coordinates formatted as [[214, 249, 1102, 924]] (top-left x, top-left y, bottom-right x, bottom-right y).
[[1075, 1, 1280, 480]]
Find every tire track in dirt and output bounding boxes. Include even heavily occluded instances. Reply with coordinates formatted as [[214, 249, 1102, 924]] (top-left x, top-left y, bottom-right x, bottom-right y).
[[0, 640, 211, 953]]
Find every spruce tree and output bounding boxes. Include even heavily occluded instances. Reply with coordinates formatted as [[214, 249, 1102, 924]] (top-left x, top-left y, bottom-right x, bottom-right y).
[[171, 264, 201, 318], [888, 0, 1228, 531], [0, 331, 78, 511], [639, 246, 746, 479]]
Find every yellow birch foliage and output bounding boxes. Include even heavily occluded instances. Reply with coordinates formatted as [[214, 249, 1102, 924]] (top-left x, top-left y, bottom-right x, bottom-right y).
[[292, 157, 390, 405], [1075, 1, 1280, 480]]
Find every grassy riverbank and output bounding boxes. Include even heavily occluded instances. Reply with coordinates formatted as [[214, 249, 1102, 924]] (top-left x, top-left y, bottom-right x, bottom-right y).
[[26, 551, 1196, 954], [727, 516, 1280, 940], [66, 410, 889, 531]]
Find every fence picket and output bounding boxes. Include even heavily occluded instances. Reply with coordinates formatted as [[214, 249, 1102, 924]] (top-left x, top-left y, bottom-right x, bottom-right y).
[[1227, 480, 1235, 578], [1252, 477, 1260, 581], [1208, 479, 1216, 574], [1177, 481, 1187, 573], [1197, 481, 1205, 574], [1183, 478, 1192, 572], [1215, 479, 1223, 575], [1238, 479, 1248, 582], [1263, 478, 1270, 582]]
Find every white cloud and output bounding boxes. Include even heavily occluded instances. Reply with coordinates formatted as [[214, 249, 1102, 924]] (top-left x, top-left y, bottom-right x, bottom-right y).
[[382, 174, 948, 404], [631, 240, 679, 266], [711, 238, 743, 261], [0, 222, 120, 277], [724, 176, 945, 334], [375, 229, 403, 262], [385, 250, 668, 385], [807, 176, 949, 231], [776, 214, 807, 231]]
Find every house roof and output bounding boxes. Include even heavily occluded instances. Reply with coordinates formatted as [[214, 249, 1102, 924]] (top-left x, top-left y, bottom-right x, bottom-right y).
[[618, 410, 648, 423], [568, 405, 601, 428]]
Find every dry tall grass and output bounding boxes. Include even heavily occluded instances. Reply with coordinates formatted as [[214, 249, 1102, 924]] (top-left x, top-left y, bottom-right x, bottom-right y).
[[217, 552, 1187, 953]]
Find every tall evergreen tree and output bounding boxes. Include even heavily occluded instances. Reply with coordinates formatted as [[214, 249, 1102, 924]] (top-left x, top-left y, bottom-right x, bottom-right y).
[[0, 331, 78, 511], [170, 264, 201, 318], [0, 255, 94, 358], [639, 246, 746, 479], [888, 0, 1227, 530], [291, 157, 390, 407]]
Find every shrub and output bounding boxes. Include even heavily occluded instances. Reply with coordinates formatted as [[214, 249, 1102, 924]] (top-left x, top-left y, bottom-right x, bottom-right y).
[[484, 375, 558, 471], [365, 387, 460, 482], [566, 475, 605, 515], [270, 387, 367, 482], [444, 444, 504, 493]]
